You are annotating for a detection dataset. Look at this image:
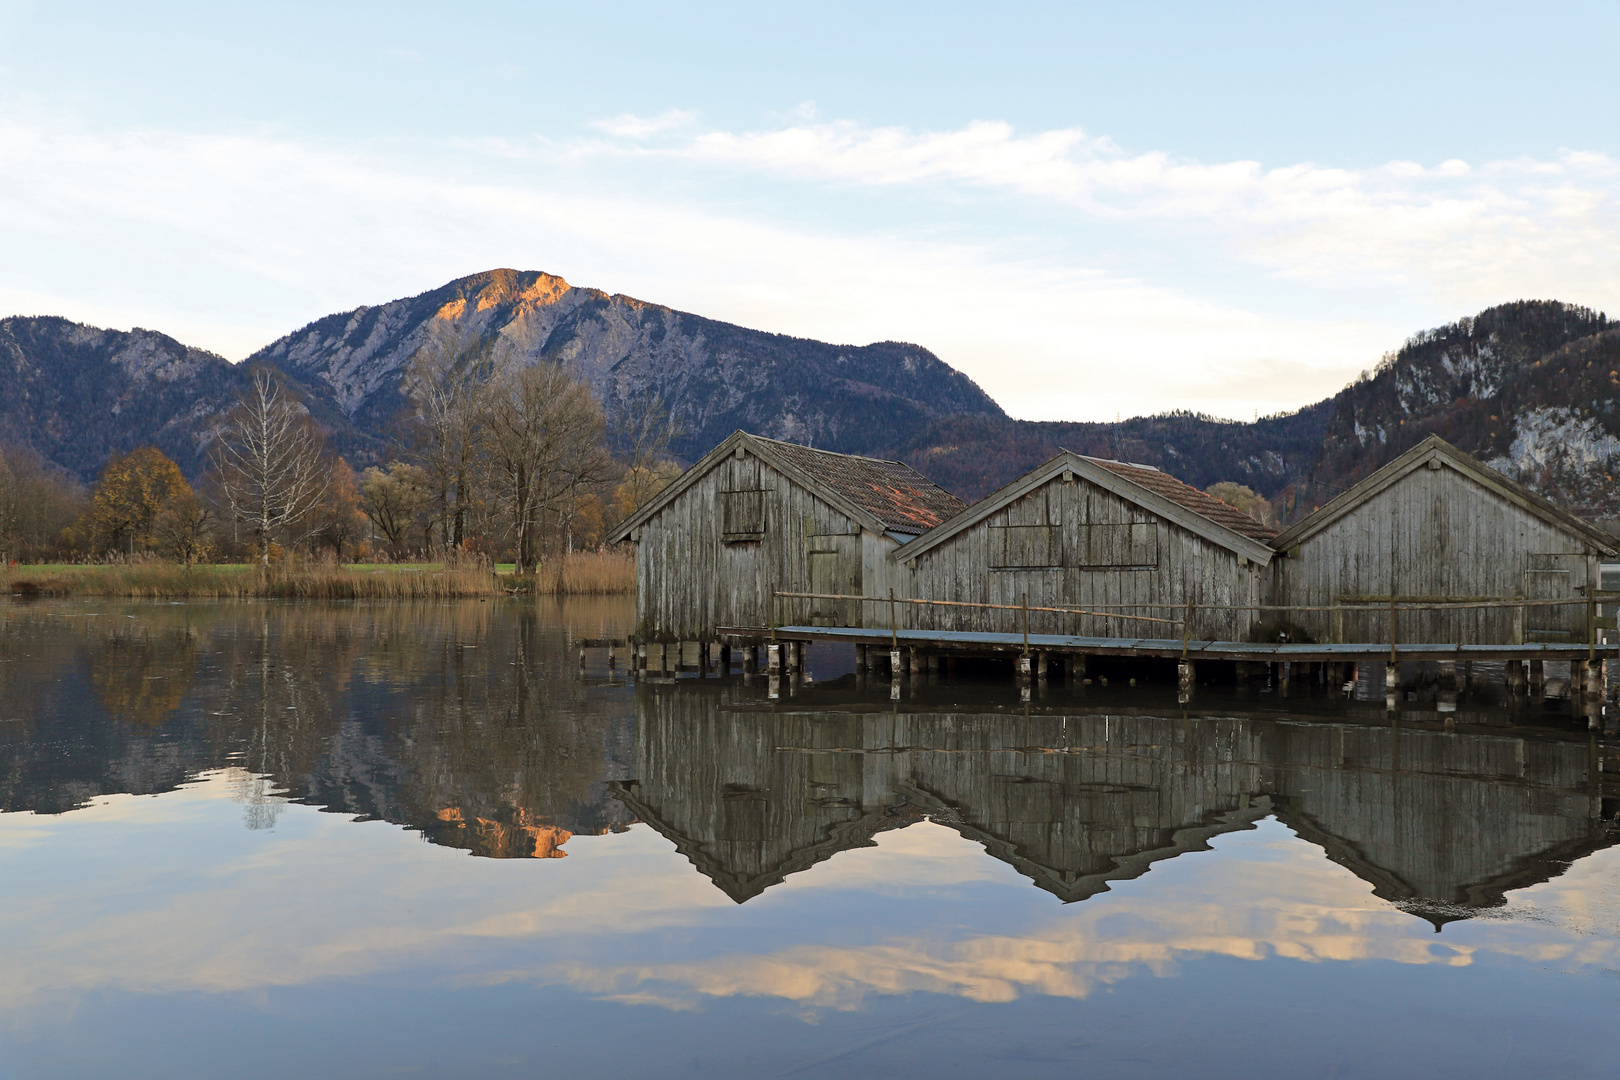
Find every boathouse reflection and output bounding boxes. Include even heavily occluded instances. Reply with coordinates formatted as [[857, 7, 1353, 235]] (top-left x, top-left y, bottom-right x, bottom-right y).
[[618, 681, 1619, 923]]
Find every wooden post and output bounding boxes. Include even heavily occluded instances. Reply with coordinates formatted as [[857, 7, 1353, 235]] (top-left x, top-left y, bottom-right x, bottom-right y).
[[856, 644, 868, 671], [889, 589, 899, 651], [768, 642, 781, 674], [1036, 651, 1049, 679], [909, 649, 922, 677], [719, 643, 731, 671], [1021, 592, 1030, 657], [1182, 597, 1193, 659], [1388, 596, 1397, 664], [769, 582, 778, 644], [1505, 658, 1525, 696], [1529, 658, 1545, 698]]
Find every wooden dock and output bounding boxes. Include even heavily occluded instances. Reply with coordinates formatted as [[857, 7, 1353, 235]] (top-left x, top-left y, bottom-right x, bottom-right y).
[[720, 624, 1620, 664]]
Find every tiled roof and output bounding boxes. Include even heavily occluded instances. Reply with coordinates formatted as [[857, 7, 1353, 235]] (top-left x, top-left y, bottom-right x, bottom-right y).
[[1087, 458, 1280, 542], [754, 436, 966, 534]]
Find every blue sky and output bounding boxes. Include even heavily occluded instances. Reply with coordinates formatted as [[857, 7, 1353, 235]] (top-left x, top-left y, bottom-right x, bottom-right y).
[[2, 1, 1618, 421]]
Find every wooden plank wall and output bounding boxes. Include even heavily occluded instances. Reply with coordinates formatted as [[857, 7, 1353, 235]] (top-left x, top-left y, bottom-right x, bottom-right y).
[[633, 449, 899, 640], [1271, 463, 1603, 644], [899, 473, 1264, 640]]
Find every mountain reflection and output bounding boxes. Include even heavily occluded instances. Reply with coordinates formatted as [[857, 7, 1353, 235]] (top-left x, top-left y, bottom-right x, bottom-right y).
[[2, 601, 1616, 925]]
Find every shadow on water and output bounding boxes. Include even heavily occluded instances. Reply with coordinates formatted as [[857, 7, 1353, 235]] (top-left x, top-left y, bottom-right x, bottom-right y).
[[3, 598, 1617, 929]]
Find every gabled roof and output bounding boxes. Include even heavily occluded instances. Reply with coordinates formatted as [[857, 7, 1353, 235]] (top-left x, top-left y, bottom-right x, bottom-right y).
[[1088, 458, 1280, 543], [895, 450, 1277, 565], [608, 430, 965, 543], [1272, 435, 1620, 554]]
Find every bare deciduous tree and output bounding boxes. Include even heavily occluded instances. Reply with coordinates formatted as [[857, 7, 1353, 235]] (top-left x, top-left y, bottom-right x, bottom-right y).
[[477, 362, 607, 574], [609, 389, 682, 522], [0, 445, 84, 563], [213, 371, 331, 565], [403, 334, 491, 551]]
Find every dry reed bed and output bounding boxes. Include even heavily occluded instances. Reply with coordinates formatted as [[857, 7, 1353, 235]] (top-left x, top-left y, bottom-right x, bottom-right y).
[[2, 551, 634, 599]]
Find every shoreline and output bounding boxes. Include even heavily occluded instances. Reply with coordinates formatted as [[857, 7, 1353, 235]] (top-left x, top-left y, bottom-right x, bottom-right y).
[[1, 551, 634, 600]]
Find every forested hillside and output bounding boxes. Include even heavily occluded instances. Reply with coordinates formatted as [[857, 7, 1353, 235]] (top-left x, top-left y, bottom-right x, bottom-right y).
[[0, 316, 245, 478]]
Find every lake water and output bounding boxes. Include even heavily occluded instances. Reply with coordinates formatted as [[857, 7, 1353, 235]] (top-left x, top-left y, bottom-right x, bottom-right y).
[[1, 598, 1617, 1079]]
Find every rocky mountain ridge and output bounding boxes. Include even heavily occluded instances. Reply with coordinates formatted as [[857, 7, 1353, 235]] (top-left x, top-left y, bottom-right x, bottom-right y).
[[3, 274, 1618, 529], [249, 268, 1005, 463]]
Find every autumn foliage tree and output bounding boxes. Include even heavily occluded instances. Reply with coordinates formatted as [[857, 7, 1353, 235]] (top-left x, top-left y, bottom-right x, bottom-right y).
[[360, 461, 431, 557], [78, 446, 196, 556]]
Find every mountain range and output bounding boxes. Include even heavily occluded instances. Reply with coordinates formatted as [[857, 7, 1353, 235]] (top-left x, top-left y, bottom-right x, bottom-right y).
[[1, 269, 1615, 525]]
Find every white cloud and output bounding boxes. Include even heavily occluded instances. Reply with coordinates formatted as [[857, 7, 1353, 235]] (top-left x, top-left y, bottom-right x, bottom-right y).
[[588, 115, 1620, 309], [5, 108, 1616, 421], [590, 108, 699, 139]]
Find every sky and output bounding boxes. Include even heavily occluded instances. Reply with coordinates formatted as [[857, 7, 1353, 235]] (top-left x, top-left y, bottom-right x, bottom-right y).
[[2, 1, 1619, 422]]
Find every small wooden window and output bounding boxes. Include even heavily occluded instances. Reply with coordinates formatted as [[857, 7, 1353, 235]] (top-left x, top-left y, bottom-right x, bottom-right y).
[[722, 489, 765, 542], [990, 524, 1059, 568], [1078, 522, 1158, 568]]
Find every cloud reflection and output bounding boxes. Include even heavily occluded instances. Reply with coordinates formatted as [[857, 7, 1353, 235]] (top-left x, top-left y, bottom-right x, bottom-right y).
[[4, 778, 1614, 1029]]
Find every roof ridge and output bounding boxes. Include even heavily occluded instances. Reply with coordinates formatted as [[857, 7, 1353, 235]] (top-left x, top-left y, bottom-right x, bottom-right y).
[[747, 433, 909, 468]]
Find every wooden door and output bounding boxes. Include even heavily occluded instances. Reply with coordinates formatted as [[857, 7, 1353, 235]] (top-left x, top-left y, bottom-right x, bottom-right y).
[[808, 534, 861, 626], [1525, 553, 1586, 642]]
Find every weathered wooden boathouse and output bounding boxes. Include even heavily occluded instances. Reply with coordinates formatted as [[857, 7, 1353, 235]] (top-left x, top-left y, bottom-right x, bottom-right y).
[[1270, 435, 1620, 646], [608, 430, 964, 657], [892, 450, 1279, 639]]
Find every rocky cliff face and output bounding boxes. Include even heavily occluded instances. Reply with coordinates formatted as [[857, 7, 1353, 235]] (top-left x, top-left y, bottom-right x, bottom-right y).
[[1300, 301, 1620, 521], [0, 316, 245, 479], [250, 268, 1006, 461]]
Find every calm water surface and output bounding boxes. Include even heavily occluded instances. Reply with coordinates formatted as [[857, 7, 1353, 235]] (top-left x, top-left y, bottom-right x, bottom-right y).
[[1, 599, 1617, 1079]]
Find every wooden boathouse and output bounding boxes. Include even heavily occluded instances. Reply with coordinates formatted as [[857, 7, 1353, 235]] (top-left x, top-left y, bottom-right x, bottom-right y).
[[1270, 435, 1620, 647], [608, 430, 964, 662], [894, 450, 1279, 640]]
